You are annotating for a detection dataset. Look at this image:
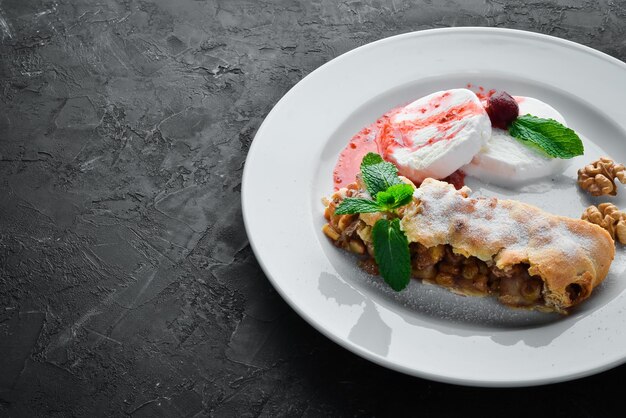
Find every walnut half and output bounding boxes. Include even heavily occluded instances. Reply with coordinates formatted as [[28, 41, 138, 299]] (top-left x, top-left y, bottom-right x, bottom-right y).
[[582, 203, 626, 244], [577, 157, 626, 196]]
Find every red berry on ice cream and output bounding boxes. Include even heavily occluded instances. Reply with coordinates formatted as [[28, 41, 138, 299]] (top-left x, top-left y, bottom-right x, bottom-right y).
[[485, 91, 519, 129]]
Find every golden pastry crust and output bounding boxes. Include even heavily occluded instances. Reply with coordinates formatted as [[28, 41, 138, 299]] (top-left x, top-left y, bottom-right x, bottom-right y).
[[400, 179, 615, 311]]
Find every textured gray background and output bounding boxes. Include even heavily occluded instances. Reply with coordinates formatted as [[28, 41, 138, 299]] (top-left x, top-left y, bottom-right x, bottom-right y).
[[1, 0, 626, 416]]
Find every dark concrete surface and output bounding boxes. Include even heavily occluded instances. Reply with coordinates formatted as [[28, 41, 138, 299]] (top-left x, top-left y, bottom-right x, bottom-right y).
[[1, 0, 626, 416]]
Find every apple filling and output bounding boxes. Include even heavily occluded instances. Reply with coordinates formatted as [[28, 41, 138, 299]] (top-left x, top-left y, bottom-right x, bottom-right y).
[[408, 243, 546, 308]]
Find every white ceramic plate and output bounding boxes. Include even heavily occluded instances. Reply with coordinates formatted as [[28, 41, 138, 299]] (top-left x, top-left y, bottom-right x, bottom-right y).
[[242, 28, 626, 387]]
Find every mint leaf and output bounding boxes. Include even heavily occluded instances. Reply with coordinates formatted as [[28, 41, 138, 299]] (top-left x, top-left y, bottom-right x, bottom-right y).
[[334, 198, 382, 215], [387, 183, 415, 207], [372, 218, 411, 291], [360, 152, 403, 196], [376, 190, 396, 207], [361, 152, 385, 167], [508, 114, 584, 159], [375, 183, 415, 211]]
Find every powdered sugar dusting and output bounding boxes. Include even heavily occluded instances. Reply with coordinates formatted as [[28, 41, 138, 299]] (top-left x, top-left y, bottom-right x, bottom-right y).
[[408, 179, 605, 264]]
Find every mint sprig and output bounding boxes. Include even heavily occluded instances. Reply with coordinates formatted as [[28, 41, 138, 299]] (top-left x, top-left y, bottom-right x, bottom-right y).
[[372, 219, 411, 291], [508, 114, 584, 159], [335, 183, 414, 215], [334, 152, 413, 291], [334, 198, 382, 215]]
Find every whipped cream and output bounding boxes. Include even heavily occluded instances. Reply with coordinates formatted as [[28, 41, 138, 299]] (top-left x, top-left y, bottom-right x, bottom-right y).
[[462, 96, 570, 187], [378, 89, 491, 183]]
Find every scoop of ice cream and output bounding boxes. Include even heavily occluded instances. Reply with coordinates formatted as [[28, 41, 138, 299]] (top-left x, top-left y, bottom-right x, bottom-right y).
[[462, 96, 570, 187], [377, 89, 491, 183]]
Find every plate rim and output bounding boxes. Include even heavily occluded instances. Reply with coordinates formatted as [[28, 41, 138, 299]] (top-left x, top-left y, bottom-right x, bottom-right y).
[[241, 27, 626, 387]]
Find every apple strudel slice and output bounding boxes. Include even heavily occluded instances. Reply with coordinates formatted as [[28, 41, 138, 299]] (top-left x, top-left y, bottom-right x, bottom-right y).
[[323, 178, 615, 313]]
